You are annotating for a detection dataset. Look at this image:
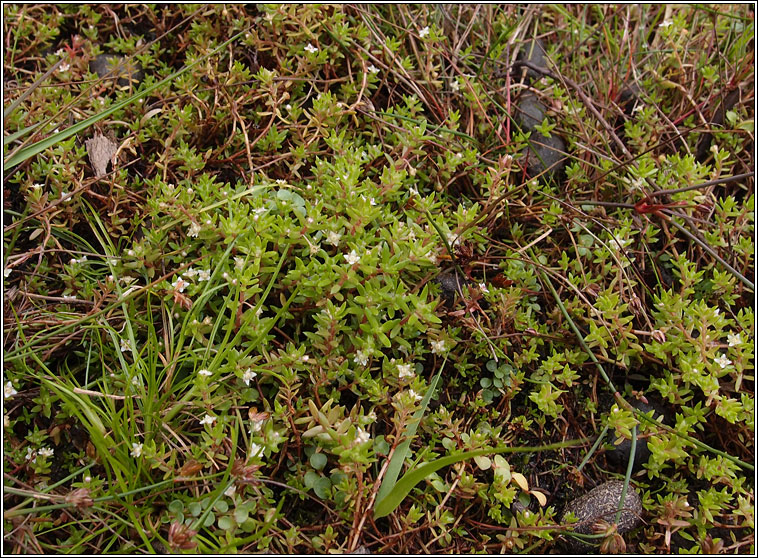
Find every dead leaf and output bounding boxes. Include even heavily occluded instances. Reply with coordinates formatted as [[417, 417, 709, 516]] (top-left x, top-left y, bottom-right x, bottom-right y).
[[531, 489, 547, 507], [85, 131, 118, 178], [511, 471, 529, 492]]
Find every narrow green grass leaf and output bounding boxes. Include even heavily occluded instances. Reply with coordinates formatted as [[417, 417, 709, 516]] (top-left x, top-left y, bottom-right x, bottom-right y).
[[374, 356, 446, 507], [3, 120, 43, 147], [373, 439, 586, 519]]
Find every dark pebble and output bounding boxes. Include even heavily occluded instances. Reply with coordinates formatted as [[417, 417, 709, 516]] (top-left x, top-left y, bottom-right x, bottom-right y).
[[514, 92, 568, 183], [90, 53, 144, 87], [517, 39, 548, 83], [617, 82, 642, 116], [605, 399, 666, 472], [514, 92, 546, 132], [560, 480, 643, 553], [435, 271, 469, 307]]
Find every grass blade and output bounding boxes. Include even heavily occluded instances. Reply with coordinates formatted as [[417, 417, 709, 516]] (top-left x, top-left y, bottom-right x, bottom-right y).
[[374, 356, 447, 508], [373, 439, 585, 519]]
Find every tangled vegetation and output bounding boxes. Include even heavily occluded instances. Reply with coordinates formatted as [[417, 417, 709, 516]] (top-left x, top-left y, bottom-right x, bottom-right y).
[[3, 4, 754, 554]]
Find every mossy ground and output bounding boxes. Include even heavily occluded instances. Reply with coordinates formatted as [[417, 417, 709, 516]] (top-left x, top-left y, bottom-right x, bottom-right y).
[[2, 4, 754, 554]]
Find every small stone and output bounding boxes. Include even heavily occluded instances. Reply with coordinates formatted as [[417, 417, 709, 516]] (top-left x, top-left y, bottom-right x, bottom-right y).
[[524, 132, 567, 183], [517, 39, 548, 83], [560, 480, 643, 553], [90, 53, 144, 87], [616, 82, 642, 116], [436, 271, 469, 307], [515, 92, 546, 133], [514, 92, 568, 183]]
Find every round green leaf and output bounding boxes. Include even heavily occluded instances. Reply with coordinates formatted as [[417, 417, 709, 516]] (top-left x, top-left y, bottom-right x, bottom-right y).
[[217, 515, 235, 531], [310, 452, 327, 471]]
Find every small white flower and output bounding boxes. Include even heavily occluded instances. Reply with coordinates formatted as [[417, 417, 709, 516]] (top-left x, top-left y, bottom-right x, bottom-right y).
[[276, 179, 286, 184], [198, 369, 212, 377], [431, 339, 447, 354], [26, 447, 35, 461], [197, 269, 211, 281], [355, 427, 370, 444], [446, 232, 460, 247], [187, 222, 201, 237], [367, 64, 379, 74], [304, 43, 318, 54], [38, 447, 54, 458], [3, 268, 12, 278], [60, 191, 73, 202], [354, 350, 370, 367], [714, 354, 732, 369], [451, 79, 460, 92], [131, 374, 141, 386], [250, 442, 264, 457], [727, 333, 742, 347], [368, 410, 377, 421], [224, 484, 236, 498], [58, 62, 70, 72], [242, 368, 257, 386], [408, 389, 423, 402], [479, 283, 489, 294], [55, 48, 64, 57], [302, 355, 310, 362], [4, 381, 18, 399], [199, 414, 216, 426], [659, 20, 673, 28], [419, 26, 430, 38], [250, 419, 264, 433], [234, 256, 245, 270], [285, 104, 292, 111], [326, 230, 342, 246], [172, 276, 188, 292], [397, 363, 414, 379], [120, 338, 131, 353], [345, 249, 361, 266], [185, 268, 198, 278], [632, 103, 644, 113], [130, 442, 143, 458]]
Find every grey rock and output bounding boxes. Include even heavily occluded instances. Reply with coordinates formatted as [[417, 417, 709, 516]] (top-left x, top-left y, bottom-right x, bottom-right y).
[[514, 92, 568, 183], [517, 39, 548, 83], [90, 53, 144, 87], [515, 92, 546, 133], [617, 82, 642, 116], [436, 271, 469, 307], [524, 131, 567, 182], [561, 480, 643, 553]]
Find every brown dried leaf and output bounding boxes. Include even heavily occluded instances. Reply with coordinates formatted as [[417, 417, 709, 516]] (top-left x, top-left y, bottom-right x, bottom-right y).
[[85, 131, 118, 178], [532, 489, 547, 507], [511, 471, 529, 492]]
